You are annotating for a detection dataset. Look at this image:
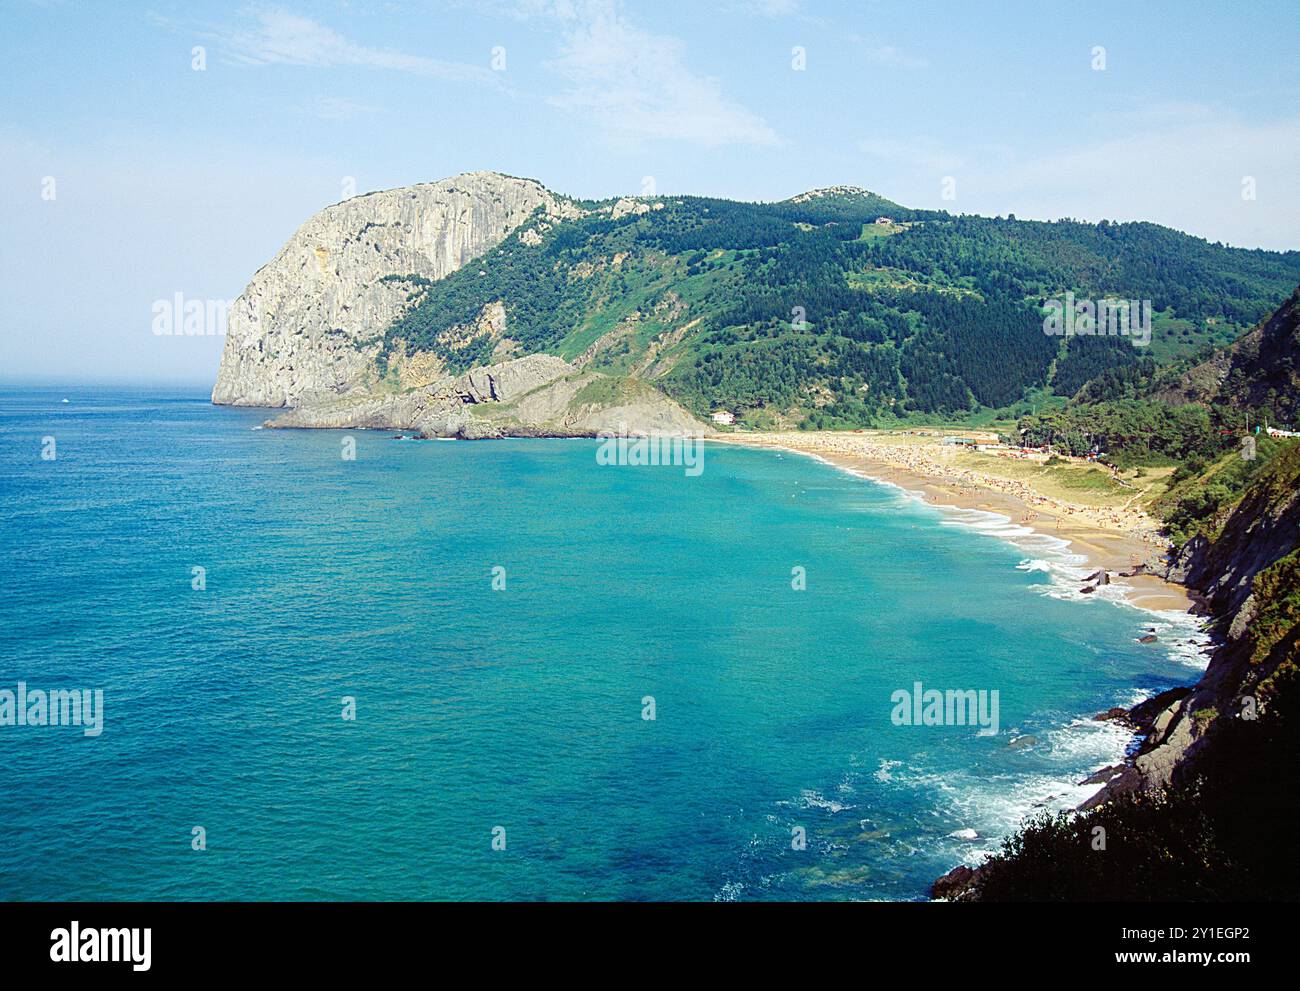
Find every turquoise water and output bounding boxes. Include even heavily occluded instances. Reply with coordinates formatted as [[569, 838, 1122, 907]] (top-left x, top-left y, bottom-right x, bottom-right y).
[[0, 386, 1204, 901]]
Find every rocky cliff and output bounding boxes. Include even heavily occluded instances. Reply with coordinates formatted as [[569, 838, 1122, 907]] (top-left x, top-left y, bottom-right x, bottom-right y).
[[267, 353, 706, 439], [930, 285, 1300, 899], [1089, 446, 1300, 797], [933, 444, 1300, 900], [1158, 286, 1300, 424], [211, 172, 577, 408], [211, 170, 706, 436]]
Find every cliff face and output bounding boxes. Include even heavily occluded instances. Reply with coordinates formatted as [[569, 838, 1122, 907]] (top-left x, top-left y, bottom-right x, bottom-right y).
[[1177, 458, 1300, 620], [1113, 448, 1300, 787], [211, 172, 575, 408], [1159, 287, 1300, 423], [1080, 294, 1300, 806], [932, 280, 1300, 899]]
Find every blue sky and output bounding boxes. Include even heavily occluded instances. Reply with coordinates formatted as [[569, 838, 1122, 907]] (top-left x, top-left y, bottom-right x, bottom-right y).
[[2, 0, 1298, 383]]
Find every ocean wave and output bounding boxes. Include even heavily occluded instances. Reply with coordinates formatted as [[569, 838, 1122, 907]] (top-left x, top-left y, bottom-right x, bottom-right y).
[[803, 445, 1216, 682], [874, 759, 901, 783], [862, 709, 1144, 871], [1126, 612, 1213, 670], [798, 789, 853, 813], [884, 761, 1117, 867], [1044, 713, 1137, 764]]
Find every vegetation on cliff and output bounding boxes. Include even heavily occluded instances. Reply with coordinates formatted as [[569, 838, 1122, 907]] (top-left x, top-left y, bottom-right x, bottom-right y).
[[967, 662, 1299, 901], [374, 189, 1300, 424]]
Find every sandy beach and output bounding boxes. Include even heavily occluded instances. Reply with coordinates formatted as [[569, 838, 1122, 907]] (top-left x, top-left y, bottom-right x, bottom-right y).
[[712, 431, 1199, 615]]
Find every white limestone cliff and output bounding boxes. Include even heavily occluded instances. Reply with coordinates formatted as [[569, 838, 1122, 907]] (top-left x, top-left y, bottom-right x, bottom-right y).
[[211, 172, 576, 407]]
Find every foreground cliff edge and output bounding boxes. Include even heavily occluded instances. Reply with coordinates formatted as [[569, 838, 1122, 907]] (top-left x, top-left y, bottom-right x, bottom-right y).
[[929, 289, 1300, 901], [934, 440, 1300, 899]]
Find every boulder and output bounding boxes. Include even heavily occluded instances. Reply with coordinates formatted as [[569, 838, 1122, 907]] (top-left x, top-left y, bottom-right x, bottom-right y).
[[931, 864, 978, 901]]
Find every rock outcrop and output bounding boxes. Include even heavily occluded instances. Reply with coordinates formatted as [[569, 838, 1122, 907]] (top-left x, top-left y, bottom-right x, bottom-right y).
[[1088, 448, 1300, 800], [211, 172, 578, 408], [267, 354, 708, 440], [1158, 286, 1300, 424], [210, 170, 708, 438]]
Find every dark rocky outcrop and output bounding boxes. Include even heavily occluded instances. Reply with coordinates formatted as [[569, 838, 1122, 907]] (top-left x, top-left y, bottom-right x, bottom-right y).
[[931, 865, 977, 901]]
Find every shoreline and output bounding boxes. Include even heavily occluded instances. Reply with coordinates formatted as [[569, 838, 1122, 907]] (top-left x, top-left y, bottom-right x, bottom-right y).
[[222, 402, 1213, 897], [235, 408, 1201, 618], [225, 404, 1197, 617], [710, 432, 1200, 616], [712, 430, 1219, 899]]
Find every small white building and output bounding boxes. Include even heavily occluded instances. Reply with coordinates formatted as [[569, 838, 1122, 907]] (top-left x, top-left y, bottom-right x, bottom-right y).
[[711, 410, 735, 426], [1266, 426, 1299, 438]]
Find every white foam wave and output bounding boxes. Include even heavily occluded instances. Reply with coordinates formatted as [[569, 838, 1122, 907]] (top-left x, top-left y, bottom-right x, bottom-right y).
[[799, 789, 852, 813], [812, 448, 1217, 673]]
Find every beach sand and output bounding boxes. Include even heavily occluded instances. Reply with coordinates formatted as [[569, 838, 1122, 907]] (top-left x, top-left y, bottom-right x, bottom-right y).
[[712, 432, 1199, 615]]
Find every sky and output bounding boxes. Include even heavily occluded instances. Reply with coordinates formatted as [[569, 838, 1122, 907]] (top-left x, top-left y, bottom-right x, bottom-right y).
[[1, 0, 1298, 384]]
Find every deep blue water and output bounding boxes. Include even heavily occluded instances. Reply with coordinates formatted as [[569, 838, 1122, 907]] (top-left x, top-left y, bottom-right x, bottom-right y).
[[0, 386, 1204, 900]]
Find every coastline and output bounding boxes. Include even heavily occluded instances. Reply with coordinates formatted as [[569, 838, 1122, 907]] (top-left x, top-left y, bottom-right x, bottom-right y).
[[215, 400, 1217, 898], [711, 430, 1222, 900], [229, 405, 1196, 616], [710, 431, 1199, 616]]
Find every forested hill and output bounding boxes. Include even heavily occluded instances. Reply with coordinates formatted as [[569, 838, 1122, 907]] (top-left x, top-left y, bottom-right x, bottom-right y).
[[375, 184, 1300, 427]]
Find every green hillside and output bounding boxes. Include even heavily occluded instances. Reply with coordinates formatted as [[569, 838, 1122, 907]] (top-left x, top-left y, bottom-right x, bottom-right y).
[[374, 188, 1300, 427]]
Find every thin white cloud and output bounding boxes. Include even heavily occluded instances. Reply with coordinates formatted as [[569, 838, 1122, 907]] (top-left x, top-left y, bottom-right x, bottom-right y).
[[539, 1, 778, 147], [848, 34, 928, 70], [859, 106, 1300, 250], [727, 0, 803, 16], [861, 44, 928, 70], [979, 110, 1300, 249], [1103, 100, 1219, 128], [203, 8, 496, 83]]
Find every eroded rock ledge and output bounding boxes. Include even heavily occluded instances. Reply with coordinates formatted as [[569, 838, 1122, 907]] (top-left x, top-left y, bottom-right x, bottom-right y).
[[267, 353, 708, 439]]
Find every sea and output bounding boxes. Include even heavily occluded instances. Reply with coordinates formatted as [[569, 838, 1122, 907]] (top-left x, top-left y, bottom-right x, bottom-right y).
[[0, 385, 1210, 900]]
